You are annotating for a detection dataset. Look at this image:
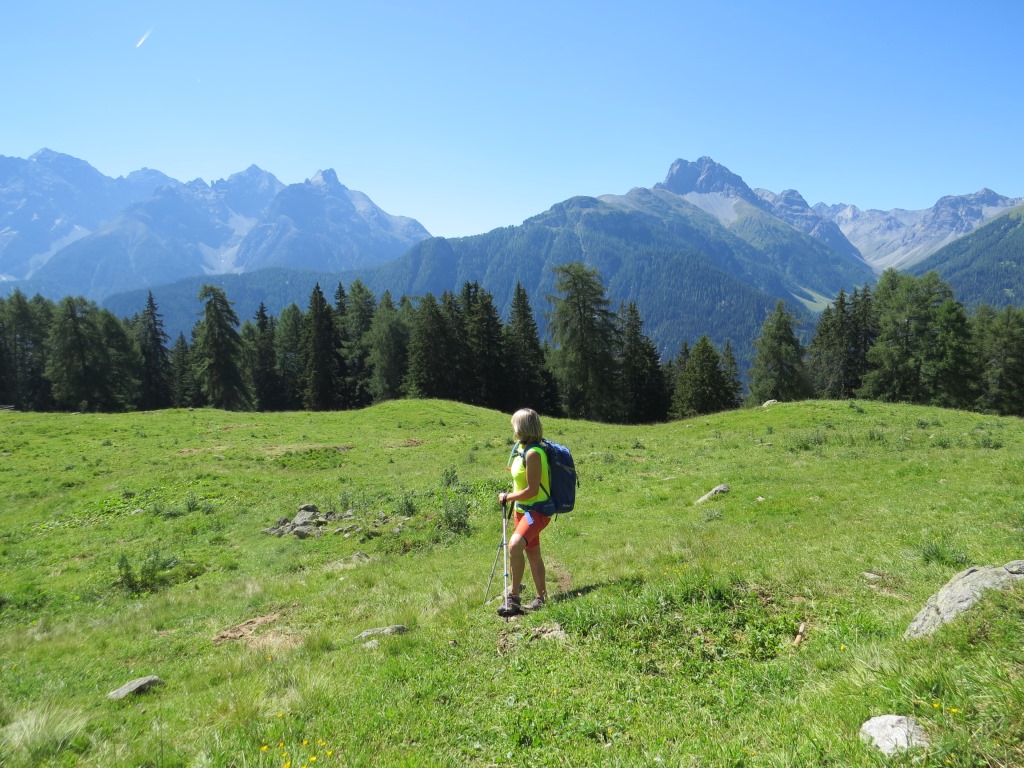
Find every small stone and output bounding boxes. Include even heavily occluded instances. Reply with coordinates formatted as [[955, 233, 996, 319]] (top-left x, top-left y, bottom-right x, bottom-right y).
[[696, 484, 730, 505], [357, 625, 409, 640], [107, 675, 164, 700], [860, 715, 929, 755]]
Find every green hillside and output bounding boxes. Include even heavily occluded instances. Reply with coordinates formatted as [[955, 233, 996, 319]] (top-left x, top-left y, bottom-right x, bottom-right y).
[[104, 189, 879, 364], [909, 205, 1024, 307], [2, 401, 1022, 765]]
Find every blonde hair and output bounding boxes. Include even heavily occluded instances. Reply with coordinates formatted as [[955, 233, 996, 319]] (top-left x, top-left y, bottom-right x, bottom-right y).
[[511, 408, 543, 444]]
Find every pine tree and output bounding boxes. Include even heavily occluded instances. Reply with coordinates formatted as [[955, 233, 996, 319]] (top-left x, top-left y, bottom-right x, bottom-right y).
[[1, 290, 53, 410], [365, 291, 409, 403], [438, 290, 469, 402], [503, 283, 558, 414], [461, 281, 508, 410], [169, 332, 199, 407], [193, 285, 250, 410], [44, 297, 139, 411], [547, 263, 620, 421], [973, 305, 1024, 416], [857, 270, 971, 406], [136, 291, 172, 410], [300, 284, 342, 411], [720, 340, 744, 409], [849, 285, 877, 392], [672, 335, 727, 418], [747, 300, 812, 404], [404, 293, 449, 399], [619, 302, 669, 423], [274, 304, 304, 410], [342, 280, 376, 408], [808, 290, 857, 399], [249, 302, 281, 411]]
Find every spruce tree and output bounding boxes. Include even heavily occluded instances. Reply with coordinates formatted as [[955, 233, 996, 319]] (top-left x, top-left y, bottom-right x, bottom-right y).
[[721, 340, 744, 409], [137, 291, 172, 410], [250, 302, 281, 411], [193, 285, 250, 410], [366, 291, 409, 403], [974, 305, 1024, 416], [672, 335, 727, 418], [169, 332, 199, 407], [300, 284, 342, 411], [619, 302, 669, 423], [461, 281, 508, 410], [808, 290, 857, 399], [849, 285, 877, 392], [404, 293, 449, 399], [857, 270, 973, 406], [439, 290, 469, 402], [747, 300, 812, 404], [342, 280, 376, 408], [45, 297, 139, 411], [503, 283, 558, 414], [547, 263, 620, 421], [274, 304, 304, 410], [1, 290, 53, 410]]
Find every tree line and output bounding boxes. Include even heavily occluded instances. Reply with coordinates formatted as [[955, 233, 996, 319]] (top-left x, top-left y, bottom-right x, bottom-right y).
[[2, 263, 1023, 421]]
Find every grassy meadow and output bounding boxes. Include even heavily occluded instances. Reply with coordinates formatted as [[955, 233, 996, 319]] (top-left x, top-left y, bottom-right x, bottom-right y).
[[1, 399, 1023, 766]]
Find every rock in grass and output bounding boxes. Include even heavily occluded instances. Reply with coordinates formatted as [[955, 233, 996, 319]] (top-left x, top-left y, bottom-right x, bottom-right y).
[[107, 675, 164, 700], [905, 560, 1024, 639], [859, 715, 929, 755], [264, 504, 333, 538], [357, 625, 409, 640], [695, 484, 730, 505], [325, 552, 371, 571]]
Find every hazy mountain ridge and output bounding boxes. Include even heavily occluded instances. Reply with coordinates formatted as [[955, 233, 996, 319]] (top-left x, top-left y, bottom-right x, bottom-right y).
[[813, 188, 1024, 271], [0, 150, 431, 300]]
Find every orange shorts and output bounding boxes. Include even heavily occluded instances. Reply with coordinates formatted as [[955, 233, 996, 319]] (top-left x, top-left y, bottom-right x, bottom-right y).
[[513, 508, 550, 550]]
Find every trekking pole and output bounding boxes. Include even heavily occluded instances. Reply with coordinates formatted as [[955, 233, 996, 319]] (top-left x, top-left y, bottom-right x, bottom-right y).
[[483, 499, 510, 605]]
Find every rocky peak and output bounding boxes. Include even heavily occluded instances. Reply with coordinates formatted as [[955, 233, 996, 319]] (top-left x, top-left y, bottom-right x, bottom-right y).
[[309, 168, 346, 194], [655, 156, 759, 204]]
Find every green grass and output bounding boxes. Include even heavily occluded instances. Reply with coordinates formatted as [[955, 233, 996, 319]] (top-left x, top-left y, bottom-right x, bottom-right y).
[[2, 399, 1023, 766]]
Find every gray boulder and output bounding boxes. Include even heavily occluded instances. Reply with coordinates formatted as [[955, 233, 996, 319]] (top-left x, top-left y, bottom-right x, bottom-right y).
[[696, 484, 730, 505], [905, 560, 1024, 639], [107, 675, 164, 700], [264, 504, 335, 538], [860, 715, 929, 755]]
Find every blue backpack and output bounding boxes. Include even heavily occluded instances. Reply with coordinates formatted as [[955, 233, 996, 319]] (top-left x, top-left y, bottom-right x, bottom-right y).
[[509, 440, 578, 515]]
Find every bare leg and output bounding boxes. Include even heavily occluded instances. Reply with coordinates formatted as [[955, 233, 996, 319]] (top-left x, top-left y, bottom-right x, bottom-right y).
[[525, 545, 546, 599], [524, 548, 548, 602], [508, 533, 526, 597]]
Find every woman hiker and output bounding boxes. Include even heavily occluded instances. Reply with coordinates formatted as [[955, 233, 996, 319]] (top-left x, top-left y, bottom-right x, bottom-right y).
[[496, 407, 550, 617]]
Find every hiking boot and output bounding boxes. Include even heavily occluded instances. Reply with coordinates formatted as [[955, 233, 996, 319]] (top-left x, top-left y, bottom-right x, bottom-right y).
[[525, 596, 546, 611], [497, 593, 521, 617]]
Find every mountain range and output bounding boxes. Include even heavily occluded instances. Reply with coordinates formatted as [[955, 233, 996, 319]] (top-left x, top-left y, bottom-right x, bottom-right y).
[[0, 150, 430, 300], [4, 150, 1023, 363]]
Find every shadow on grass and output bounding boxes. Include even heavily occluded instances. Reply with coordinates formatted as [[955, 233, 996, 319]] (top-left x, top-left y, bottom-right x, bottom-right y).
[[551, 581, 612, 604]]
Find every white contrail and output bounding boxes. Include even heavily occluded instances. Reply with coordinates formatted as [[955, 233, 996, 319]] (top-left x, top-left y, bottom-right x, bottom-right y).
[[136, 28, 153, 48]]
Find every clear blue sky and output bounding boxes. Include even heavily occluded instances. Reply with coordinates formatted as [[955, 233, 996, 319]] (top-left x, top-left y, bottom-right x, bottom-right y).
[[3, 1, 1021, 238]]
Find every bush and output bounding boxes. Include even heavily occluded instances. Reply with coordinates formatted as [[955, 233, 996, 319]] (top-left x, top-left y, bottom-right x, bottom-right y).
[[437, 491, 470, 537]]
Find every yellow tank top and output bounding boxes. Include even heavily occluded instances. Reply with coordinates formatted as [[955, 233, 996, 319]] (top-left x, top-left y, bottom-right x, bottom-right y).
[[508, 443, 550, 508]]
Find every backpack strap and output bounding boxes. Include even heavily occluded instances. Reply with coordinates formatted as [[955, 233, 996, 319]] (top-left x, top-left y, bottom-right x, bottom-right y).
[[506, 441, 551, 500]]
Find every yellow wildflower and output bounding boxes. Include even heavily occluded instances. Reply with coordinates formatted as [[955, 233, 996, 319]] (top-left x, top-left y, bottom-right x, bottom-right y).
[[261, 745, 269, 752]]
